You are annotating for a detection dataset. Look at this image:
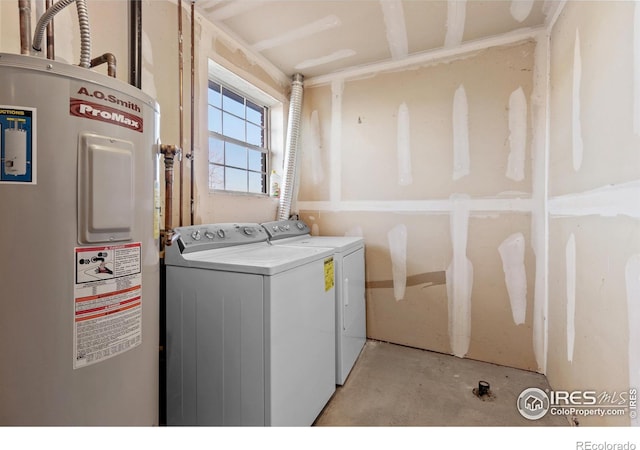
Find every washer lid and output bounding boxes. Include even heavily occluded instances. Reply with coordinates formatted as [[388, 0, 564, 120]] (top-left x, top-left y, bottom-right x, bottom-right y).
[[179, 242, 335, 275], [273, 235, 364, 254]]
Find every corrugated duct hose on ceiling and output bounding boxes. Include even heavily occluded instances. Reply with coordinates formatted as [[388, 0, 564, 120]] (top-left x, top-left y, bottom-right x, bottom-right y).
[[32, 0, 91, 68], [277, 73, 304, 221]]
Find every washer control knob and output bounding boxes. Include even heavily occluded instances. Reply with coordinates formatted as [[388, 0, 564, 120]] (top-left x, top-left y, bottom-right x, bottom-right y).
[[272, 226, 279, 232], [204, 231, 215, 240], [296, 222, 305, 230], [243, 227, 254, 236], [217, 229, 226, 239], [191, 230, 201, 241], [278, 225, 287, 232], [284, 224, 290, 230]]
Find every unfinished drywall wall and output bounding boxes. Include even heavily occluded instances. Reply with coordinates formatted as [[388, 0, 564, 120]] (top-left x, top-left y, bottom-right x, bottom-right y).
[[298, 40, 540, 371], [547, 1, 640, 426]]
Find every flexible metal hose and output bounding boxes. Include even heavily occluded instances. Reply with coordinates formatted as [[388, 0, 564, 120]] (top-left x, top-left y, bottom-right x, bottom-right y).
[[277, 73, 304, 220], [75, 0, 91, 68], [32, 0, 91, 68]]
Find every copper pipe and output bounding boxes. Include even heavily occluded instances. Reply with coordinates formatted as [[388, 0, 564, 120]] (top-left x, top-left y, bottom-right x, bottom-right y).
[[189, 0, 195, 225], [19, 0, 32, 55], [160, 144, 181, 247], [90, 53, 117, 78], [45, 0, 55, 60], [178, 0, 185, 227]]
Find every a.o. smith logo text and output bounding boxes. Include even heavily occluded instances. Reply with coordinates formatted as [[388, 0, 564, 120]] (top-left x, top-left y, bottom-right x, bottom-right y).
[[70, 98, 143, 133]]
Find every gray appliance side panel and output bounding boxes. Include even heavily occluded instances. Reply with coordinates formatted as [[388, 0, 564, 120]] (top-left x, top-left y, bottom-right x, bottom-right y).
[[165, 266, 198, 426], [196, 270, 264, 426], [338, 247, 367, 385], [165, 266, 264, 426]]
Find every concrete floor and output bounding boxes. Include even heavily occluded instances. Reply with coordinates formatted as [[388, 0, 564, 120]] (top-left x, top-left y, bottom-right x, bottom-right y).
[[315, 340, 568, 426]]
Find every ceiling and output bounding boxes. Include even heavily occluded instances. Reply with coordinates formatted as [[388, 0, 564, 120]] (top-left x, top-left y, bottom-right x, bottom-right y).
[[195, 0, 553, 80]]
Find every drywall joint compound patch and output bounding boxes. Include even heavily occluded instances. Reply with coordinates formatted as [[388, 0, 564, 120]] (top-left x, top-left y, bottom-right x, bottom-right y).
[[309, 110, 325, 185], [446, 194, 473, 358], [445, 0, 467, 48], [566, 233, 576, 363], [507, 87, 527, 181], [510, 0, 535, 22], [572, 29, 583, 172], [498, 232, 527, 325]]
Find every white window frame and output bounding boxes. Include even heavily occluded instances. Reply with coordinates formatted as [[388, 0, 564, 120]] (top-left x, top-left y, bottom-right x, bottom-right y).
[[207, 59, 280, 196]]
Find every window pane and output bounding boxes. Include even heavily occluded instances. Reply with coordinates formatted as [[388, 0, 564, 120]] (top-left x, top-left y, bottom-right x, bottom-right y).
[[248, 149, 263, 172], [208, 106, 221, 133], [209, 164, 224, 190], [246, 123, 263, 147], [209, 136, 224, 164], [247, 101, 263, 125], [208, 82, 221, 108], [222, 112, 245, 141], [222, 87, 245, 118], [248, 171, 263, 194], [225, 142, 247, 169], [225, 167, 247, 192]]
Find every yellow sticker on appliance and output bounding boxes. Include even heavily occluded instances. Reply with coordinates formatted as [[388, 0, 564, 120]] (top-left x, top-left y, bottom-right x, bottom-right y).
[[324, 257, 334, 292]]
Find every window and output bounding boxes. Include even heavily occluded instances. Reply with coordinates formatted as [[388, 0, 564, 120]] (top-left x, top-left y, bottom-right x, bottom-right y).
[[208, 80, 269, 194]]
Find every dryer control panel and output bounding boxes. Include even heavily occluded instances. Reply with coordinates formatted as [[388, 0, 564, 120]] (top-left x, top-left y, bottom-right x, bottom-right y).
[[261, 220, 311, 241], [171, 223, 267, 254]]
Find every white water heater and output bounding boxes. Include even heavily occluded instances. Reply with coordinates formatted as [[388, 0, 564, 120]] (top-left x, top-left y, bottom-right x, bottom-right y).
[[0, 53, 160, 425]]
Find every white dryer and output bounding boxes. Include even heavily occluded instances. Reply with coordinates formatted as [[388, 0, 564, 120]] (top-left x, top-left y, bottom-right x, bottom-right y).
[[164, 223, 335, 426], [262, 220, 366, 385]]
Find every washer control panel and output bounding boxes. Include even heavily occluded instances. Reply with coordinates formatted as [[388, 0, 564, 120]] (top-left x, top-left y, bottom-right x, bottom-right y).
[[173, 223, 267, 253], [261, 220, 311, 241]]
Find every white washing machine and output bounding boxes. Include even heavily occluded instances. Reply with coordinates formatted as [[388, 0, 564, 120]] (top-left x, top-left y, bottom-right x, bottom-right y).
[[164, 223, 335, 426], [262, 220, 366, 385]]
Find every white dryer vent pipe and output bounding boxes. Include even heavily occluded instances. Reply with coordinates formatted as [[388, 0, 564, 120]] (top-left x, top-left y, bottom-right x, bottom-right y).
[[278, 73, 304, 220]]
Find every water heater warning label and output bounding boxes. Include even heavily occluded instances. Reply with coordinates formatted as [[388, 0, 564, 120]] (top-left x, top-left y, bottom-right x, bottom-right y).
[[0, 105, 36, 184], [73, 243, 143, 369]]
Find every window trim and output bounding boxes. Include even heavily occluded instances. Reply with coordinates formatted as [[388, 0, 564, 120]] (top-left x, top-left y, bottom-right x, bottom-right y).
[[207, 77, 271, 195]]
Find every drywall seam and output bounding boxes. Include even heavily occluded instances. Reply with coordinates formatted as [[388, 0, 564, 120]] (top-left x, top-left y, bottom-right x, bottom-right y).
[[252, 15, 341, 52], [566, 233, 576, 363], [498, 233, 527, 325], [548, 180, 640, 219], [309, 110, 324, 185], [572, 28, 583, 172], [388, 224, 408, 301], [446, 194, 473, 358], [305, 27, 543, 87], [626, 254, 640, 426], [452, 84, 470, 181], [635, 2, 640, 136], [397, 102, 412, 186], [208, 0, 264, 21], [330, 80, 343, 210], [295, 49, 356, 71], [380, 0, 408, 60], [511, 0, 535, 23], [445, 0, 467, 48], [543, 0, 567, 31], [507, 87, 527, 181], [311, 223, 320, 236], [296, 198, 533, 213], [196, 8, 289, 88], [531, 31, 550, 374]]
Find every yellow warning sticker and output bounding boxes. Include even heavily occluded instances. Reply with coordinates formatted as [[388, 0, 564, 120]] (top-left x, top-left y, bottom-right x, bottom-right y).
[[324, 257, 335, 292]]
